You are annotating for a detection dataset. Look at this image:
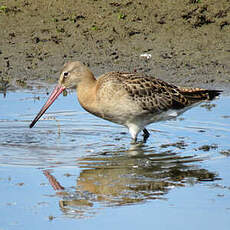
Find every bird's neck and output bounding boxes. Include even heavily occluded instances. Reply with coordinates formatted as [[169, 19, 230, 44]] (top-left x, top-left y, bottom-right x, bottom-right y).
[[76, 73, 97, 113]]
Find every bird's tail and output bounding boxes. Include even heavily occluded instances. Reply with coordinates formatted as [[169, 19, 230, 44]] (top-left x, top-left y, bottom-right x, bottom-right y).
[[179, 87, 222, 103]]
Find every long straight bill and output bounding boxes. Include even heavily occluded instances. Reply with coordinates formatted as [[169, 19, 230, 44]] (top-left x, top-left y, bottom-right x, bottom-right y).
[[29, 85, 65, 128]]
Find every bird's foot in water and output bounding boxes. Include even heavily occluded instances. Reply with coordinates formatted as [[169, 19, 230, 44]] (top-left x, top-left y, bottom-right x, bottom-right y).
[[142, 128, 150, 143], [130, 128, 150, 144]]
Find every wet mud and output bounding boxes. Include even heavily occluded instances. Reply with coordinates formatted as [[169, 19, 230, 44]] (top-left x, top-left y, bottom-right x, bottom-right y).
[[0, 0, 230, 92]]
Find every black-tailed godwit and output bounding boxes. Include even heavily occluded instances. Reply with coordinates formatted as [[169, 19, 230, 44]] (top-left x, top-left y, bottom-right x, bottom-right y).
[[30, 61, 221, 142]]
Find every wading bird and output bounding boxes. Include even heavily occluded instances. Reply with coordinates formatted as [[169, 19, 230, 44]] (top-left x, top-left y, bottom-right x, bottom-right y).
[[30, 61, 221, 142]]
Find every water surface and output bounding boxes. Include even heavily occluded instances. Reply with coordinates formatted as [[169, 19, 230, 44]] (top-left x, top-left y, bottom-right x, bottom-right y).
[[0, 90, 230, 229]]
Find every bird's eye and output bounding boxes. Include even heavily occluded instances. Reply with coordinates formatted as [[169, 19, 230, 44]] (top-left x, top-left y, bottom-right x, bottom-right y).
[[63, 72, 69, 77]]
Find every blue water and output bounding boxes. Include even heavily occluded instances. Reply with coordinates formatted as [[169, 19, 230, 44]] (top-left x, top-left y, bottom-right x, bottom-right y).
[[0, 89, 230, 229]]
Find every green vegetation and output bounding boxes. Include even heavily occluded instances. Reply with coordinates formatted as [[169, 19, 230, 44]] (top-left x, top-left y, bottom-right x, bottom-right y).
[[63, 89, 68, 96], [91, 25, 98, 31], [56, 27, 65, 33], [118, 13, 126, 20], [190, 0, 201, 3], [0, 5, 8, 12]]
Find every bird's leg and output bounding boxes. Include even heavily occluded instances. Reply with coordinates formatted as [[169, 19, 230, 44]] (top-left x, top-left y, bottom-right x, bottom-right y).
[[131, 137, 137, 144], [128, 125, 139, 143], [142, 128, 150, 142]]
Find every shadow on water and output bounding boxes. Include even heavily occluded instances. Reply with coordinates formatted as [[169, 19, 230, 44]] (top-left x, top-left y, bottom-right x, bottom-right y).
[[42, 142, 219, 219]]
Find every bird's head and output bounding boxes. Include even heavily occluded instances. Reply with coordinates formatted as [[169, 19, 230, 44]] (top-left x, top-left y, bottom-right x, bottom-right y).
[[29, 61, 93, 128], [58, 61, 92, 89]]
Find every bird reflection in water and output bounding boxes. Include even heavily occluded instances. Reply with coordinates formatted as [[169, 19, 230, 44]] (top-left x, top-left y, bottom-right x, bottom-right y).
[[43, 143, 218, 219]]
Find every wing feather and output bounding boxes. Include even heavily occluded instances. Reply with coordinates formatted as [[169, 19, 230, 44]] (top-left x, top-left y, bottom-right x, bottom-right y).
[[116, 73, 190, 112], [96, 72, 220, 114]]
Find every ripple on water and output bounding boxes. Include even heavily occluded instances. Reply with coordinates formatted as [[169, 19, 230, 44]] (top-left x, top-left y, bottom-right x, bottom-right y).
[[0, 91, 230, 168]]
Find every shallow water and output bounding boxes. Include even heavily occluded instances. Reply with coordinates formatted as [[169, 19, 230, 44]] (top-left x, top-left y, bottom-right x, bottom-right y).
[[0, 89, 230, 229]]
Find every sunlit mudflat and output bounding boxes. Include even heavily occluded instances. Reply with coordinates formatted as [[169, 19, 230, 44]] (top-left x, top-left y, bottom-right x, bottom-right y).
[[0, 89, 230, 229]]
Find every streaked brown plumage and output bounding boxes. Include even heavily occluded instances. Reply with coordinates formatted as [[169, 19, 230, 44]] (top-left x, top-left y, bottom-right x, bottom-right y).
[[30, 61, 221, 142]]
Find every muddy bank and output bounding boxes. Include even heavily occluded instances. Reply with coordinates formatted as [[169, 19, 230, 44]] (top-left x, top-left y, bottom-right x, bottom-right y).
[[0, 0, 229, 92]]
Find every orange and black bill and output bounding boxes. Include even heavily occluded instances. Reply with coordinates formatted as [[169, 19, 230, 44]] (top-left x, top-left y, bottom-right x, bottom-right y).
[[29, 85, 65, 128]]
